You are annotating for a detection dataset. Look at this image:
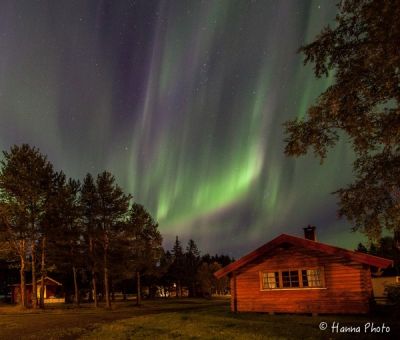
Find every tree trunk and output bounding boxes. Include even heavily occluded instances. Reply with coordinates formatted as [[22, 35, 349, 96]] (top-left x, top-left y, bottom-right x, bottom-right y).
[[104, 264, 110, 308], [19, 258, 26, 307], [39, 236, 46, 308], [103, 268, 110, 306], [88, 286, 93, 302], [31, 241, 37, 309], [89, 236, 98, 308], [92, 270, 98, 307], [136, 271, 141, 306], [103, 234, 111, 308], [19, 240, 26, 308], [73, 265, 79, 306]]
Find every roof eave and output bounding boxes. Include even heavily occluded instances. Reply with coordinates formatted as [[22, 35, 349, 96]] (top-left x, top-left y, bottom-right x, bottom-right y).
[[214, 234, 393, 278]]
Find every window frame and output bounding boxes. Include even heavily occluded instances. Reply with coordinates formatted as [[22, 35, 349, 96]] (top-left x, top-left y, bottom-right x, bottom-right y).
[[260, 267, 325, 291], [261, 271, 280, 289]]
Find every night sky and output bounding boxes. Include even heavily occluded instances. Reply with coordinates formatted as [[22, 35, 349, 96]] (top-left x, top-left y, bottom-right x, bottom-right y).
[[0, 0, 364, 257]]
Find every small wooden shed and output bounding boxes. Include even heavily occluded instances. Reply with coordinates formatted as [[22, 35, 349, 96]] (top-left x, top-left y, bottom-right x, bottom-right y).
[[214, 227, 392, 314], [11, 276, 64, 305]]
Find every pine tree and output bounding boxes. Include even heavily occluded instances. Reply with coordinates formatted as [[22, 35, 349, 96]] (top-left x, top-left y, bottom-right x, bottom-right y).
[[125, 203, 162, 305], [65, 178, 82, 306], [0, 144, 54, 308], [356, 243, 368, 253], [0, 202, 28, 307], [185, 239, 200, 297], [38, 171, 67, 308], [80, 174, 100, 307], [96, 171, 130, 308], [170, 236, 184, 297], [156, 249, 174, 297], [45, 176, 82, 306]]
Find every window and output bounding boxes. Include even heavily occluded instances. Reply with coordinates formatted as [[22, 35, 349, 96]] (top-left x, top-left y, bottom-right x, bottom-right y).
[[261, 272, 280, 289], [302, 269, 322, 287], [261, 267, 324, 290], [282, 270, 299, 288]]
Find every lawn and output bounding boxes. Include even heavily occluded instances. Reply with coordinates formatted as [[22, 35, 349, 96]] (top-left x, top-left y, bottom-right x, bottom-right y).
[[0, 298, 398, 339]]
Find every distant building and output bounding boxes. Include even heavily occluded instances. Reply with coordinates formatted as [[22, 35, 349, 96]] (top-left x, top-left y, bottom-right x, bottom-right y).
[[11, 276, 65, 305], [214, 226, 392, 314]]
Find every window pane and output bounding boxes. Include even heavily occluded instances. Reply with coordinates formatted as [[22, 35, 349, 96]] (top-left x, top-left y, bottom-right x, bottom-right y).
[[282, 270, 300, 287], [302, 270, 309, 286], [267, 272, 276, 288], [282, 271, 290, 287], [306, 269, 322, 287], [262, 272, 279, 289], [290, 270, 299, 287], [262, 273, 268, 288]]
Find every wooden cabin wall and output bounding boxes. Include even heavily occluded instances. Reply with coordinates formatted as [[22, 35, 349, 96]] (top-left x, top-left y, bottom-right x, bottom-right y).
[[232, 247, 373, 314]]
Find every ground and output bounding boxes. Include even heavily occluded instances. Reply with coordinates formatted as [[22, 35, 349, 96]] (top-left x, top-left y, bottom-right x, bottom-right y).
[[0, 298, 398, 339]]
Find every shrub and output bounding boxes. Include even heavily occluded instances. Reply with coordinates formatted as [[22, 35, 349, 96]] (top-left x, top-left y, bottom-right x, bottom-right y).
[[385, 284, 400, 307]]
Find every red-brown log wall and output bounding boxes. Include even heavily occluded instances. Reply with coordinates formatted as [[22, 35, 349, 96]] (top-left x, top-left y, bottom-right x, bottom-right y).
[[231, 246, 373, 314]]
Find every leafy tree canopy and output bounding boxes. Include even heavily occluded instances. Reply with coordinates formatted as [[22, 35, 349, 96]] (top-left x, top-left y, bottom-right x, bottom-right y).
[[284, 0, 400, 239]]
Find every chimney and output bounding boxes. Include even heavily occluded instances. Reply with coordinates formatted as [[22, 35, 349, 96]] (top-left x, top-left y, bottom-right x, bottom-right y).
[[303, 225, 317, 241]]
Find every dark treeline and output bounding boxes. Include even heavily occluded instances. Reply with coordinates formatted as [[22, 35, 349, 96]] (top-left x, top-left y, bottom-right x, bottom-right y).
[[155, 237, 232, 299], [0, 144, 232, 309], [356, 236, 400, 275]]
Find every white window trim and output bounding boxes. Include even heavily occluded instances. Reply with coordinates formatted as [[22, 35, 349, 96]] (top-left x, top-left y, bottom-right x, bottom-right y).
[[259, 267, 325, 291]]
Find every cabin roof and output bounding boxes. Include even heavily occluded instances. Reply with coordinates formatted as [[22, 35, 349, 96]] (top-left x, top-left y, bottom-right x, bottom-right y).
[[214, 234, 393, 279], [37, 276, 62, 286], [10, 276, 62, 287]]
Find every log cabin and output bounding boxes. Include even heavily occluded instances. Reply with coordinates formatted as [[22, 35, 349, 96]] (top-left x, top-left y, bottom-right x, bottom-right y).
[[11, 276, 65, 305], [214, 227, 393, 314]]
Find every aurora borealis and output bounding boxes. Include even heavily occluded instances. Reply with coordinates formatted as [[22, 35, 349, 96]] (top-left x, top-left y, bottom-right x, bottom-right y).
[[0, 0, 362, 257]]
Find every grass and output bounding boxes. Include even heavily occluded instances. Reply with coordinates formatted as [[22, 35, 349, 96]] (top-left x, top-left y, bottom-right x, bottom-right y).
[[0, 298, 399, 339], [81, 301, 400, 340]]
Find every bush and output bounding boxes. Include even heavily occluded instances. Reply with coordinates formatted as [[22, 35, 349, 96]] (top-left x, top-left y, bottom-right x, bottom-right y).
[[385, 284, 400, 307]]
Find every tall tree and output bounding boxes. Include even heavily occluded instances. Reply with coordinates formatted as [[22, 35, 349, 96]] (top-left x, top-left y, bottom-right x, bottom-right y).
[[46, 176, 82, 307], [284, 0, 400, 240], [96, 171, 130, 308], [185, 239, 200, 297], [38, 171, 66, 308], [0, 144, 54, 308], [65, 179, 82, 306], [80, 174, 99, 307], [156, 249, 174, 297], [125, 203, 162, 305], [0, 203, 28, 307], [170, 236, 185, 297]]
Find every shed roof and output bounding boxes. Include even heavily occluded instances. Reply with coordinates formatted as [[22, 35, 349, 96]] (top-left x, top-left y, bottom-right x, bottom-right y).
[[10, 276, 62, 287], [37, 276, 62, 286], [214, 234, 393, 279]]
